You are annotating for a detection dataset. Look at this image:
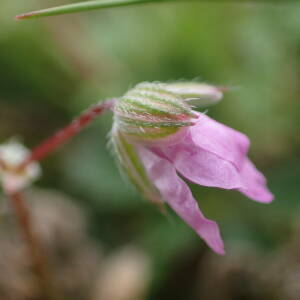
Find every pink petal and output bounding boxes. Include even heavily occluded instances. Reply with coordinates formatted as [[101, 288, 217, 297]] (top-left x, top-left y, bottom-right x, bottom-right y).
[[138, 146, 225, 255], [239, 158, 274, 203], [190, 114, 250, 170], [157, 132, 243, 190]]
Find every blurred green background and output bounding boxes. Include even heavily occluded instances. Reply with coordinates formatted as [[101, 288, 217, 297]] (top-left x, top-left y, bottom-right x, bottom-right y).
[[1, 1, 300, 299]]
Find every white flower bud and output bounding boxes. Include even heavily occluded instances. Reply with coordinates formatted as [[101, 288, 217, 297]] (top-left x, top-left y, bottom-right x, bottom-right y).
[[0, 140, 41, 193]]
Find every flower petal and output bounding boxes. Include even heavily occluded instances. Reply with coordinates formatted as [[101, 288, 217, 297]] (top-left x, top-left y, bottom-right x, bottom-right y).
[[138, 146, 225, 255], [158, 132, 242, 190], [190, 114, 250, 170], [239, 158, 274, 203]]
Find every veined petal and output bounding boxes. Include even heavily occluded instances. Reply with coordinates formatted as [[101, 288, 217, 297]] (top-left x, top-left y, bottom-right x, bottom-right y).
[[138, 146, 225, 255], [190, 114, 250, 170], [239, 158, 274, 203], [158, 132, 242, 190]]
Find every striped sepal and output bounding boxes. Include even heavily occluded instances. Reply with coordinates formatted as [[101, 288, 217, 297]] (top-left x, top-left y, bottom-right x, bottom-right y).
[[114, 82, 197, 144]]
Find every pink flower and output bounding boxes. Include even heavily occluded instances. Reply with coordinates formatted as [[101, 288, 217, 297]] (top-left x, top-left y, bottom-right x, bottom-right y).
[[112, 82, 274, 255]]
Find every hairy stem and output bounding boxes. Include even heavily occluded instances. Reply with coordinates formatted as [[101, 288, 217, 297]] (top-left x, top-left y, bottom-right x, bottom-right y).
[[3, 100, 114, 299], [20, 99, 114, 169]]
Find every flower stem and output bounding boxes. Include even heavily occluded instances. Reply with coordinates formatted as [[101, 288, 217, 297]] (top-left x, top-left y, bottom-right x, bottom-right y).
[[2, 100, 114, 299], [20, 99, 114, 169], [0, 158, 6, 170], [6, 190, 59, 300]]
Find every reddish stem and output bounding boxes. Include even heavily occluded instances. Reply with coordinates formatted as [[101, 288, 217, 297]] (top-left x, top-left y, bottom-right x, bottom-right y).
[[20, 99, 114, 168], [0, 100, 114, 298], [7, 191, 59, 300], [2, 99, 114, 297], [0, 158, 5, 169]]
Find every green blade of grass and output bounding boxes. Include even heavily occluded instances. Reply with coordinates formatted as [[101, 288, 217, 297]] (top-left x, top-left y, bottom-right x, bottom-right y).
[[15, 0, 297, 20], [15, 0, 168, 20]]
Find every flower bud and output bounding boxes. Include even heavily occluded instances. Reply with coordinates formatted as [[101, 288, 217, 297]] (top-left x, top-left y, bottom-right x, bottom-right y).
[[0, 140, 41, 193], [163, 82, 223, 108], [113, 82, 198, 146]]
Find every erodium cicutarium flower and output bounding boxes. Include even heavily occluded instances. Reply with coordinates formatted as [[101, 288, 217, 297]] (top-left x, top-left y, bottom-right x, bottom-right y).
[[4, 81, 272, 255], [111, 82, 274, 255]]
